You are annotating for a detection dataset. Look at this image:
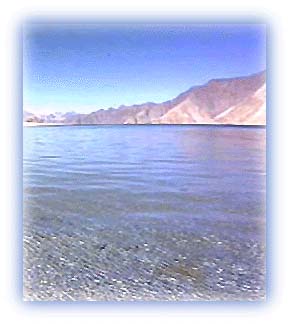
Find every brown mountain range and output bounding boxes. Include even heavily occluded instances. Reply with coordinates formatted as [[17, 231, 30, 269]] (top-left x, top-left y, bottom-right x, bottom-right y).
[[24, 71, 266, 125]]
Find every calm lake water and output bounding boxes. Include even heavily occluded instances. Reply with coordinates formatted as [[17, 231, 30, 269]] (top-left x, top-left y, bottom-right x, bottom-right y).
[[23, 125, 266, 301]]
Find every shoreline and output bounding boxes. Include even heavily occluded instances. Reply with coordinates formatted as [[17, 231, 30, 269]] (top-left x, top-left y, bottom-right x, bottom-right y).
[[23, 122, 65, 127], [23, 122, 266, 128]]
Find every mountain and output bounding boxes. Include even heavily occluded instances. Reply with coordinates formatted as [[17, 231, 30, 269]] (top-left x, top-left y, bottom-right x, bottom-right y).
[[24, 71, 266, 125], [23, 111, 78, 124], [157, 71, 266, 125]]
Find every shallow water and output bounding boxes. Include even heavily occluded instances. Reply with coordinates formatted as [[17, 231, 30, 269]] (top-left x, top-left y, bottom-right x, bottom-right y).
[[23, 125, 266, 301]]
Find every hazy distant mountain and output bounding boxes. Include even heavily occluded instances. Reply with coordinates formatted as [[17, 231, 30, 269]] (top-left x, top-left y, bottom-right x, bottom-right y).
[[23, 111, 44, 123], [23, 111, 78, 124], [24, 71, 266, 125]]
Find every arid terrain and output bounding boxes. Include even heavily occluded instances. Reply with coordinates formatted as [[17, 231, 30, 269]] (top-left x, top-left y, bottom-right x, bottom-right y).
[[24, 71, 266, 126]]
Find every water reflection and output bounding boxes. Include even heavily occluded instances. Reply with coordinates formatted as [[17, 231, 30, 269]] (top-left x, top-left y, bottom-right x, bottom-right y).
[[23, 125, 266, 301]]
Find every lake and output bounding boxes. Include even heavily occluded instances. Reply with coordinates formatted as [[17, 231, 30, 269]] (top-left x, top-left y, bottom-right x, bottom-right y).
[[23, 125, 266, 301]]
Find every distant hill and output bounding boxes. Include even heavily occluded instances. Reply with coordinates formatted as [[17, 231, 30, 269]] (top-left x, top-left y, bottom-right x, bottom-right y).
[[24, 71, 266, 125]]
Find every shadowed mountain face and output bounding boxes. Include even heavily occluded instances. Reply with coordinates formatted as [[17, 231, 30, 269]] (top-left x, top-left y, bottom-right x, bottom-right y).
[[24, 71, 266, 125]]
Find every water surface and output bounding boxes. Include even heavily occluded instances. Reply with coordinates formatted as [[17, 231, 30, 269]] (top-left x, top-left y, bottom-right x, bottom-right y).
[[23, 125, 266, 301]]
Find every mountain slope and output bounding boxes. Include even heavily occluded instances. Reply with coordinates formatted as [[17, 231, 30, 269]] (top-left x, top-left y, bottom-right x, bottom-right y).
[[213, 83, 266, 125], [157, 71, 266, 125], [24, 71, 266, 125]]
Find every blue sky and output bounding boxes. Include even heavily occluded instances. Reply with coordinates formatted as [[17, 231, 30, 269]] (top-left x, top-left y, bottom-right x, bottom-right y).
[[23, 23, 266, 114]]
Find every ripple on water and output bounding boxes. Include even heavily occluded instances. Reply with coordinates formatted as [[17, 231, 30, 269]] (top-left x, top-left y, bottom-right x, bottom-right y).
[[23, 125, 266, 301]]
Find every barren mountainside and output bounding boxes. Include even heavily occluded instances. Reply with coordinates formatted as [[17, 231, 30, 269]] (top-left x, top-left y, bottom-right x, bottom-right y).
[[24, 71, 266, 125]]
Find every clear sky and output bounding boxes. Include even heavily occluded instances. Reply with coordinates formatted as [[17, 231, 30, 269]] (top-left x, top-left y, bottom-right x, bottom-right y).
[[23, 23, 266, 114]]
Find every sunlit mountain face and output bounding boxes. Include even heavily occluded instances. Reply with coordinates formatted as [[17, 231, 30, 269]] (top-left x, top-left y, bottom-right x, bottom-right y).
[[24, 71, 266, 126]]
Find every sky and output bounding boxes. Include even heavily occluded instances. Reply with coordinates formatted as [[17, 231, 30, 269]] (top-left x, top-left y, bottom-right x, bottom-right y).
[[23, 23, 266, 114]]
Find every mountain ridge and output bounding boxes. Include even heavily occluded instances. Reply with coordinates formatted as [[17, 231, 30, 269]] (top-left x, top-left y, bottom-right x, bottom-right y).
[[24, 70, 266, 126]]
